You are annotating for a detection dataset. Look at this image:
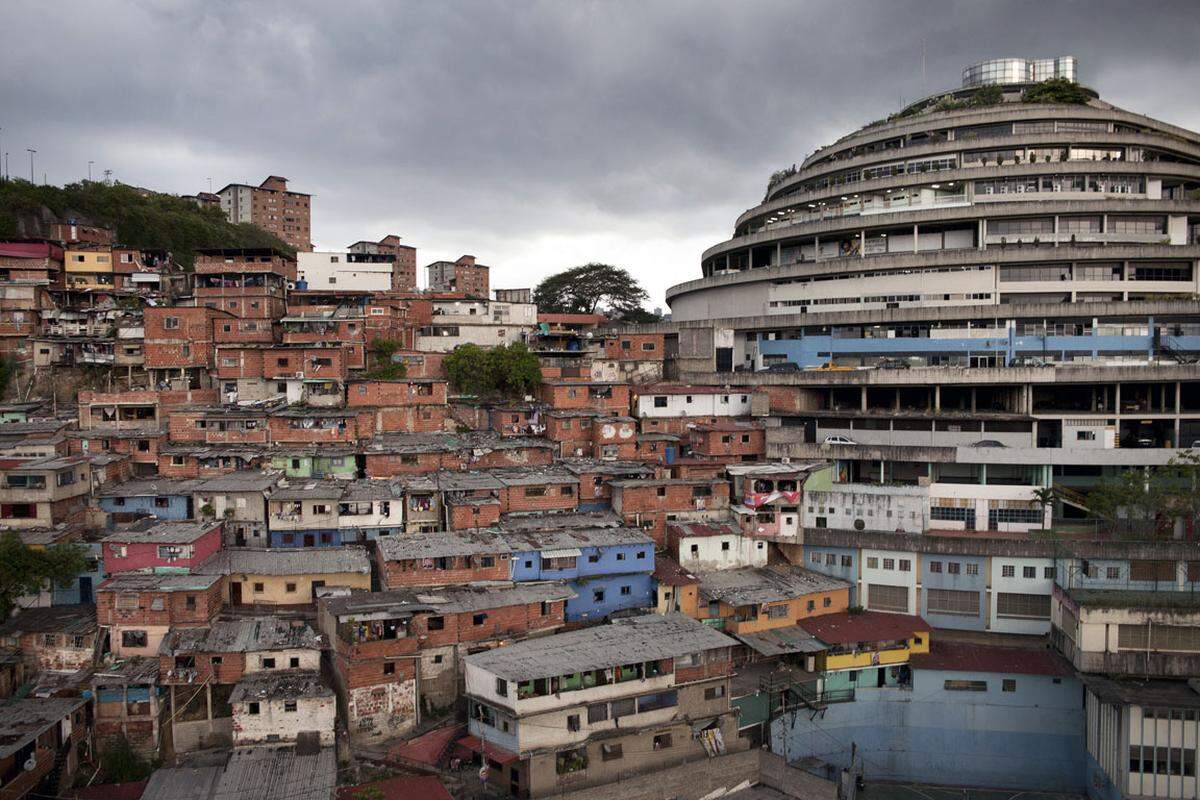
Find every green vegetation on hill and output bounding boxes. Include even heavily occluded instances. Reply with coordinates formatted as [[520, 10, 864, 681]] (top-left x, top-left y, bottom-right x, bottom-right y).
[[0, 178, 294, 267]]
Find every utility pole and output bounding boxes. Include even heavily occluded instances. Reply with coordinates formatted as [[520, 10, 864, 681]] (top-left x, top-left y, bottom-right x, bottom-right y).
[[26, 148, 35, 183], [103, 169, 112, 184], [88, 161, 94, 181]]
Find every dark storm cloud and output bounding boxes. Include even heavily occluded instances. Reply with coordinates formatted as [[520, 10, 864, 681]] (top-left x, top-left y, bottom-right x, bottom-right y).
[[2, 0, 1199, 305]]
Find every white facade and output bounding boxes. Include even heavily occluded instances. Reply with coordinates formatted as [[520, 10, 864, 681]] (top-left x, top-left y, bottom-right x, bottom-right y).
[[431, 300, 538, 326], [296, 251, 393, 291], [990, 556, 1055, 635], [232, 692, 336, 746], [675, 532, 768, 572], [338, 499, 404, 530], [804, 484, 928, 533], [860, 547, 920, 614], [635, 390, 753, 418]]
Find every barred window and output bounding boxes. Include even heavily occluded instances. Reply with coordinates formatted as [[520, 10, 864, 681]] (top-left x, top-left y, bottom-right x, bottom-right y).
[[928, 561, 942, 573], [868, 583, 909, 613], [1130, 560, 1175, 582], [926, 588, 980, 617], [1118, 624, 1200, 653], [930, 506, 976, 526], [995, 592, 1050, 619]]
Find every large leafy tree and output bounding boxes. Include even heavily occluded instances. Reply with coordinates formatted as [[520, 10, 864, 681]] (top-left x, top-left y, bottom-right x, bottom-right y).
[[0, 533, 90, 620], [1086, 451, 1200, 540], [533, 263, 650, 318], [1022, 78, 1092, 105], [443, 342, 541, 398]]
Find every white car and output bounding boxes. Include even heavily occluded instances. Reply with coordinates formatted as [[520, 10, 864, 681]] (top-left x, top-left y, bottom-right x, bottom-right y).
[[823, 435, 857, 446]]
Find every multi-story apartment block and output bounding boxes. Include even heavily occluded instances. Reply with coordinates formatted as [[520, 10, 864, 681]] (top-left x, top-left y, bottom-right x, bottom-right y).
[[425, 254, 489, 296], [194, 546, 372, 607], [96, 571, 224, 658], [216, 176, 312, 252], [463, 614, 742, 797], [101, 519, 224, 575], [0, 455, 92, 528]]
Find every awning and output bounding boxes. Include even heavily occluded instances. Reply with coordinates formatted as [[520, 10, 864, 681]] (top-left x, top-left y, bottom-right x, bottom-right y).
[[690, 716, 721, 735], [455, 735, 519, 765], [540, 548, 582, 559]]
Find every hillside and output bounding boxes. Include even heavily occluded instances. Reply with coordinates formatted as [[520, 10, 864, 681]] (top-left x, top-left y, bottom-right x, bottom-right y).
[[0, 178, 295, 267]]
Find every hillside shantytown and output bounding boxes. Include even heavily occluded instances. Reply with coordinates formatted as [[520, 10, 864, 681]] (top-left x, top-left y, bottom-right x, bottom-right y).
[[0, 56, 1197, 800]]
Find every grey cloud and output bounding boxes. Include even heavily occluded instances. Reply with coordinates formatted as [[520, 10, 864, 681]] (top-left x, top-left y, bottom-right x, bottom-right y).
[[2, 0, 1199, 306]]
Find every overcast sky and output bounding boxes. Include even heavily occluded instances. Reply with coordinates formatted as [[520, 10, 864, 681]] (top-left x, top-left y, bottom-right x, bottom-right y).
[[3, 0, 1199, 307]]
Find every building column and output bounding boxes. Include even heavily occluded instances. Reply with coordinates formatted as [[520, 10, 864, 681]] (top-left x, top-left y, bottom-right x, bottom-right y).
[[913, 224, 919, 254], [934, 385, 941, 412], [861, 386, 868, 411], [814, 236, 820, 262], [776, 241, 782, 267], [860, 230, 866, 259]]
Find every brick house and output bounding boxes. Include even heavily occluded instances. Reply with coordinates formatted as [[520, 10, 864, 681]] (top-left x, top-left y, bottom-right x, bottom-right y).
[[229, 670, 335, 746], [159, 617, 323, 752], [96, 572, 224, 658], [537, 381, 631, 414], [590, 416, 638, 461], [376, 530, 512, 589], [346, 379, 449, 408], [194, 547, 372, 608], [544, 410, 601, 458], [609, 477, 732, 546], [560, 459, 654, 509], [268, 407, 374, 445], [687, 420, 766, 462], [601, 333, 665, 361], [101, 519, 224, 575], [192, 247, 296, 321], [267, 480, 346, 547], [0, 605, 98, 673], [318, 583, 572, 743], [493, 468, 580, 514], [144, 306, 233, 389]]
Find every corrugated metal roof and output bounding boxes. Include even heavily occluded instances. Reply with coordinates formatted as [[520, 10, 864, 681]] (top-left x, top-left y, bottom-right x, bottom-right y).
[[464, 613, 735, 681], [195, 547, 370, 576]]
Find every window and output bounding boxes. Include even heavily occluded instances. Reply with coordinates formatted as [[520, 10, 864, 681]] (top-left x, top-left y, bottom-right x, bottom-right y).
[[185, 595, 196, 610], [121, 630, 147, 648], [704, 685, 726, 700], [899, 559, 911, 572], [1106, 567, 1120, 580], [611, 698, 635, 718], [947, 562, 961, 575], [867, 557, 879, 569], [587, 703, 608, 724], [841, 555, 852, 567], [262, 658, 276, 669], [1130, 560, 1175, 582], [1023, 566, 1036, 579], [965, 563, 979, 576], [868, 584, 908, 612], [593, 589, 605, 603], [1002, 679, 1016, 692], [473, 613, 487, 626], [944, 680, 988, 692], [766, 604, 789, 619], [1044, 567, 1056, 579], [164, 316, 179, 329], [247, 702, 260, 715], [653, 396, 667, 408], [289, 657, 300, 668], [253, 583, 265, 593], [1001, 565, 1015, 578], [567, 714, 580, 732], [620, 585, 632, 596], [285, 582, 297, 593], [882, 558, 895, 570], [284, 701, 297, 713], [427, 616, 444, 630], [995, 592, 1051, 619], [601, 743, 623, 761], [556, 747, 588, 775], [653, 733, 673, 750], [926, 588, 980, 617], [929, 561, 942, 573], [496, 678, 508, 696]]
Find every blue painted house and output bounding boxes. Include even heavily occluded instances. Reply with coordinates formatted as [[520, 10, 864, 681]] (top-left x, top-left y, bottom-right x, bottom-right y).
[[267, 480, 346, 548], [53, 542, 104, 605], [771, 639, 1085, 793], [97, 477, 201, 522], [509, 526, 655, 622]]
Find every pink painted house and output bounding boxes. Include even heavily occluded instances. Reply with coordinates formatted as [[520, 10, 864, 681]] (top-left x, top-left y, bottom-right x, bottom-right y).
[[101, 519, 224, 575]]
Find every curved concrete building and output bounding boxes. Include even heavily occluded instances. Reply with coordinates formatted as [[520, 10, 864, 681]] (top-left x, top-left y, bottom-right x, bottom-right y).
[[668, 61, 1200, 375]]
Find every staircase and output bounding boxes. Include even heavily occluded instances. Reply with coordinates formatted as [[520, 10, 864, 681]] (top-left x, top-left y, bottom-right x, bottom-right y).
[[1157, 336, 1197, 365], [1053, 484, 1091, 513]]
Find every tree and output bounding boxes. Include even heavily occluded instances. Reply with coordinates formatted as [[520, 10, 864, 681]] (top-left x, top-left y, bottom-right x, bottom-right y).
[[0, 533, 89, 620], [363, 339, 407, 380], [99, 735, 154, 784], [1022, 78, 1092, 105], [533, 263, 649, 318], [443, 342, 541, 398], [1031, 486, 1057, 530]]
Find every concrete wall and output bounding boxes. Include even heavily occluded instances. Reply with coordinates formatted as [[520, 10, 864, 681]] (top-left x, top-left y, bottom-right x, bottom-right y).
[[771, 670, 1086, 792]]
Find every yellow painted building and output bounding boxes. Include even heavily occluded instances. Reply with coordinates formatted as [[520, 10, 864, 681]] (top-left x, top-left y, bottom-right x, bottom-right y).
[[653, 557, 700, 617], [64, 249, 115, 289], [800, 611, 931, 673], [697, 565, 851, 634], [195, 547, 371, 607]]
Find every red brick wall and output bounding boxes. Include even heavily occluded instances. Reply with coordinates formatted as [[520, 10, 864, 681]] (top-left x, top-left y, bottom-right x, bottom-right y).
[[614, 480, 731, 514], [375, 406, 448, 434], [538, 384, 631, 413], [603, 334, 665, 361], [378, 552, 511, 589], [637, 415, 724, 435], [212, 318, 277, 344], [499, 482, 579, 514], [364, 452, 451, 478], [160, 651, 248, 686], [144, 307, 224, 369], [97, 581, 224, 627], [469, 446, 553, 470], [346, 381, 449, 407], [689, 428, 765, 458], [448, 503, 501, 530]]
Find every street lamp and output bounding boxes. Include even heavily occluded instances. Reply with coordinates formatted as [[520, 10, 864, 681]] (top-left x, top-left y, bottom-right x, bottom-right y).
[[26, 149, 36, 184], [88, 161, 94, 181]]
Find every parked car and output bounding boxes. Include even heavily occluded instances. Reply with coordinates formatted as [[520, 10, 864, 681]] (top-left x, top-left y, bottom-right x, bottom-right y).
[[1135, 436, 1157, 448], [823, 435, 857, 446], [761, 362, 801, 373], [969, 440, 1007, 448]]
